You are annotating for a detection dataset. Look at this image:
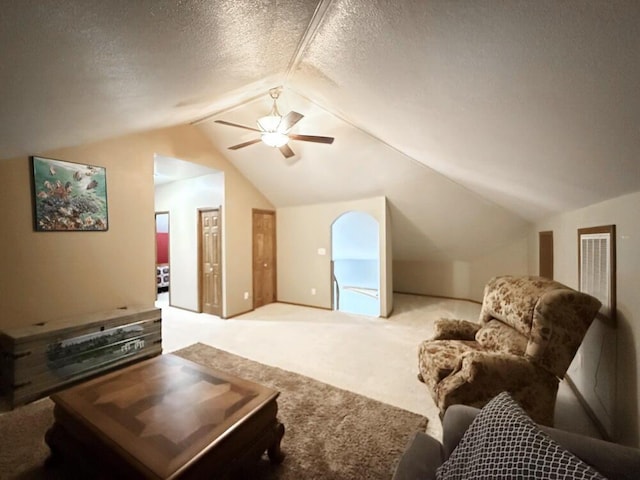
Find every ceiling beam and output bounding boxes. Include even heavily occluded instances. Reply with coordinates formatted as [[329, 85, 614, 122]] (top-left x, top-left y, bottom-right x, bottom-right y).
[[283, 0, 335, 86], [191, 0, 335, 126]]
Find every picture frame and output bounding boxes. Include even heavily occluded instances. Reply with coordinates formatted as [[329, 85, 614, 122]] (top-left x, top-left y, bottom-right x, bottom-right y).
[[30, 156, 109, 231]]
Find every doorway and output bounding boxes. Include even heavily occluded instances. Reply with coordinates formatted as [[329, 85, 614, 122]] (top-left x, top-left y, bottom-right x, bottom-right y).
[[252, 209, 276, 308], [155, 212, 170, 301], [331, 211, 380, 317], [198, 208, 222, 316], [539, 231, 554, 280], [154, 154, 223, 312]]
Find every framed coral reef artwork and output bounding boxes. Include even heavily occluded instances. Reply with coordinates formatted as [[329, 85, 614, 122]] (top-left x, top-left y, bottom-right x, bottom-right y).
[[31, 156, 109, 231]]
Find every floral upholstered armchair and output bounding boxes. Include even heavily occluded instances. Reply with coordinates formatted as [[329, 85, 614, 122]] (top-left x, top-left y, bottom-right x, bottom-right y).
[[417, 275, 601, 426]]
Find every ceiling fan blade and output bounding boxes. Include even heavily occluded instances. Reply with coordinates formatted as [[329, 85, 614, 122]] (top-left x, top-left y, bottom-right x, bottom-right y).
[[279, 144, 295, 158], [289, 134, 334, 144], [215, 120, 262, 133], [278, 111, 304, 132], [229, 138, 262, 150]]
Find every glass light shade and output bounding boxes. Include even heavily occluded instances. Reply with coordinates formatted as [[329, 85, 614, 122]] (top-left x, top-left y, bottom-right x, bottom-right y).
[[261, 132, 289, 147], [257, 115, 282, 132]]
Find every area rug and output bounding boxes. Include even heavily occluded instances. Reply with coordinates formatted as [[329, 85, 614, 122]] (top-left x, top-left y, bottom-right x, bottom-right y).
[[0, 343, 427, 479]]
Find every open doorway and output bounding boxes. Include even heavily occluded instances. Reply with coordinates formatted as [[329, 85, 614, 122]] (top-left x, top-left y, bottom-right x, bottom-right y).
[[539, 230, 553, 280], [155, 212, 170, 303], [154, 154, 224, 313], [331, 211, 380, 317]]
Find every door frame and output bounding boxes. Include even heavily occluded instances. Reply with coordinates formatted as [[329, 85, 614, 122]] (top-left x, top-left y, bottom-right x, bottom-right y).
[[252, 208, 277, 309], [198, 207, 223, 316]]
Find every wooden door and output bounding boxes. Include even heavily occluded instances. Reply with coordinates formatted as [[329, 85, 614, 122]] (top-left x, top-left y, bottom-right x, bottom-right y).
[[539, 231, 554, 280], [199, 209, 222, 316], [253, 209, 276, 308]]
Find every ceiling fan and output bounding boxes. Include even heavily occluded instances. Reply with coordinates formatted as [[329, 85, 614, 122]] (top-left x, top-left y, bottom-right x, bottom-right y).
[[214, 87, 334, 159]]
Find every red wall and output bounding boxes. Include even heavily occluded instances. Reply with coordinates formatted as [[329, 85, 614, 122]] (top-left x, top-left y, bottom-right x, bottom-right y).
[[156, 233, 169, 264]]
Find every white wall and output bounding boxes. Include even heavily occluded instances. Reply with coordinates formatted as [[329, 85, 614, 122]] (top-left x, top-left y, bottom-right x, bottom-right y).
[[277, 196, 392, 316], [529, 191, 640, 446], [155, 172, 224, 311]]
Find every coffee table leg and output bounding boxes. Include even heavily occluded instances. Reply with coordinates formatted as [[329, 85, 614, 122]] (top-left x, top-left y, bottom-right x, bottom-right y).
[[44, 423, 62, 467], [267, 421, 285, 464]]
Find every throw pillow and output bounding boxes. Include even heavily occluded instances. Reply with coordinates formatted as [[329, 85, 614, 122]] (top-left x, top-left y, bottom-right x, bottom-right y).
[[436, 392, 606, 480]]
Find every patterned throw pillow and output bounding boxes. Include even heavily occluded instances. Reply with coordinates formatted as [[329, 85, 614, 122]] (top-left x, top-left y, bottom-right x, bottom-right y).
[[436, 392, 606, 480]]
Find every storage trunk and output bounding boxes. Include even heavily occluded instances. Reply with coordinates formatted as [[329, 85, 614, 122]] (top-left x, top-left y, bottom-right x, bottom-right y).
[[0, 306, 162, 407]]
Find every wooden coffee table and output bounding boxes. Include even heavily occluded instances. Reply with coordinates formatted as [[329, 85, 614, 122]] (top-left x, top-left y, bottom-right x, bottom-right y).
[[45, 353, 285, 479]]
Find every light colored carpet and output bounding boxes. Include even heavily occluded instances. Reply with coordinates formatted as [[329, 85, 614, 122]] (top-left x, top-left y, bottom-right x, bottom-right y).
[[160, 293, 601, 441], [0, 344, 427, 479]]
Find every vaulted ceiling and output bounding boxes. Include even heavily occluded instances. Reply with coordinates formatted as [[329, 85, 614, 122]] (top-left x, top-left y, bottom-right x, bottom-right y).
[[2, 1, 638, 262]]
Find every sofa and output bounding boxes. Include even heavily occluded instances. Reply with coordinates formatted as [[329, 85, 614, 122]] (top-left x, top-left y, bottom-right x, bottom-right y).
[[392, 392, 640, 480], [417, 275, 601, 426]]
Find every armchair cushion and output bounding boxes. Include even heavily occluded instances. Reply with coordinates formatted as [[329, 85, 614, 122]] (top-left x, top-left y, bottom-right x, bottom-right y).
[[432, 319, 481, 341], [527, 289, 603, 378], [436, 392, 606, 480], [479, 276, 566, 336], [418, 340, 479, 392], [436, 351, 558, 425], [475, 319, 527, 355]]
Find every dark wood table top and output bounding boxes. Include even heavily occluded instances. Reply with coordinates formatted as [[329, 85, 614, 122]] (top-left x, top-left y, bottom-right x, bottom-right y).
[[50, 353, 279, 479]]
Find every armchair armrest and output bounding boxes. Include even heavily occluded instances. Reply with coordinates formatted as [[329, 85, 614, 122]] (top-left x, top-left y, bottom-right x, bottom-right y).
[[437, 351, 559, 425], [432, 318, 481, 341], [391, 432, 444, 480]]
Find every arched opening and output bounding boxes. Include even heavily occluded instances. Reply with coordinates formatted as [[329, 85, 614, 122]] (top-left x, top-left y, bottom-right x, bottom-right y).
[[331, 211, 380, 316]]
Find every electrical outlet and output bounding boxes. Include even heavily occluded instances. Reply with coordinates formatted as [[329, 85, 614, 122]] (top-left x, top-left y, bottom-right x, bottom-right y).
[[243, 292, 249, 300], [311, 288, 316, 295]]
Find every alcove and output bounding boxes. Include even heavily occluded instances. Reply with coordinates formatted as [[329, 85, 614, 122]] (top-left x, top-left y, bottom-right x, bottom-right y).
[[331, 211, 380, 316]]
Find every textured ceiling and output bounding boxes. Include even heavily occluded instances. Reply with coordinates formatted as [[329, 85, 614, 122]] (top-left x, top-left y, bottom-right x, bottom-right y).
[[2, 1, 639, 262], [289, 0, 640, 220], [0, 0, 318, 158]]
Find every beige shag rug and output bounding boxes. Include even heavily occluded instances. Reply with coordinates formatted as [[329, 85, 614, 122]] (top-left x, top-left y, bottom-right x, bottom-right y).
[[0, 343, 427, 479]]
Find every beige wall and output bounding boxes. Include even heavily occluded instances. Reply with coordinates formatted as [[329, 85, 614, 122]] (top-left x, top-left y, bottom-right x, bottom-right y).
[[277, 196, 391, 315], [393, 260, 472, 299], [529, 191, 640, 447], [468, 236, 530, 299], [0, 124, 273, 327], [393, 236, 529, 302]]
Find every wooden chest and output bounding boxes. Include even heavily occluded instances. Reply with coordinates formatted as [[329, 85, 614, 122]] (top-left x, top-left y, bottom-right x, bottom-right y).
[[0, 306, 162, 407]]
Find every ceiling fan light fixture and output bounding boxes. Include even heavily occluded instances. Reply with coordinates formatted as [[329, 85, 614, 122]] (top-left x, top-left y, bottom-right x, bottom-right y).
[[261, 131, 289, 147], [215, 86, 334, 157], [257, 114, 282, 132]]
